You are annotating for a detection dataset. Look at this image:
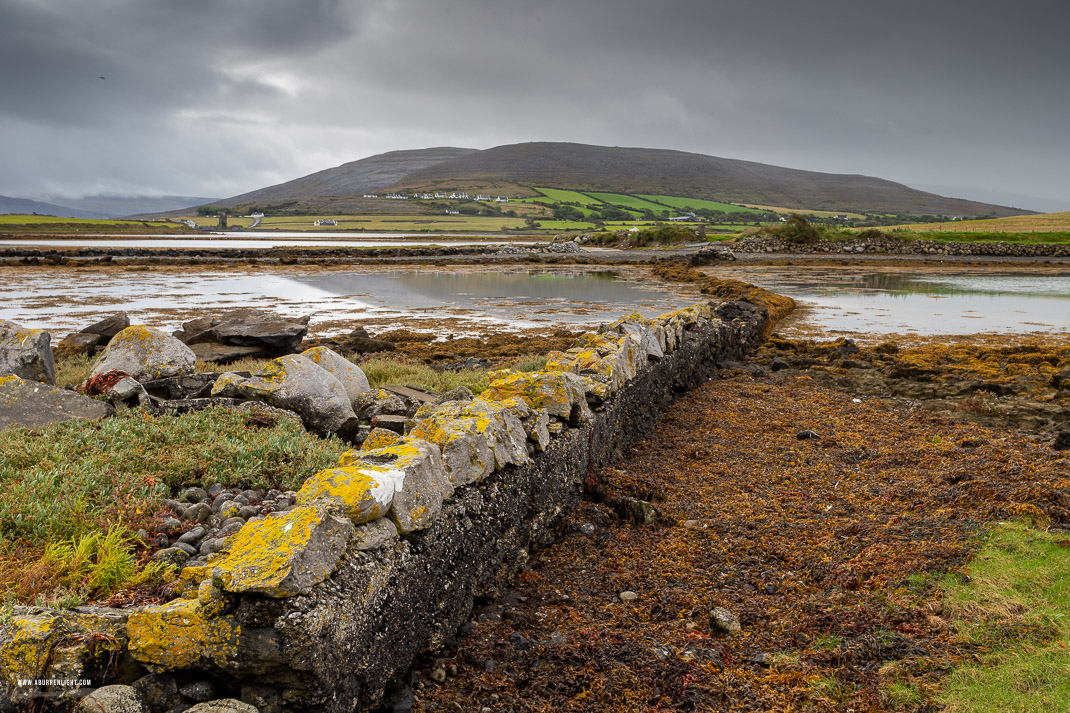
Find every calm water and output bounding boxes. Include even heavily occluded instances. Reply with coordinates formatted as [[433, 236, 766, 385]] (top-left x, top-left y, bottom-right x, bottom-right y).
[[0, 268, 694, 334], [732, 268, 1070, 336]]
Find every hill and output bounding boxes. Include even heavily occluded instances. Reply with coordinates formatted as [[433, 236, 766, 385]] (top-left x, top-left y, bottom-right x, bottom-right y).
[[392, 143, 1025, 217], [200, 147, 478, 214], [197, 142, 1026, 218], [0, 195, 108, 219]]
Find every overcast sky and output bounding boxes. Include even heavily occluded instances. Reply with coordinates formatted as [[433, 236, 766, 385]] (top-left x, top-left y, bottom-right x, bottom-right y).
[[2, 0, 1067, 210]]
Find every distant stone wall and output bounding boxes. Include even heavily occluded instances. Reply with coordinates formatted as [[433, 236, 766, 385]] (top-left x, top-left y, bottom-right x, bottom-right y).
[[0, 300, 768, 713], [737, 234, 1070, 257]]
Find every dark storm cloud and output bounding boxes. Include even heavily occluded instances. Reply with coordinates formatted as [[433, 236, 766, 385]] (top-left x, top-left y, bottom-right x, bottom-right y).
[[1, 0, 1067, 207]]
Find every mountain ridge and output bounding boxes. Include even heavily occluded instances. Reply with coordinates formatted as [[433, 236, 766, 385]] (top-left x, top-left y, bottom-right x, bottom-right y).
[[194, 142, 1028, 218]]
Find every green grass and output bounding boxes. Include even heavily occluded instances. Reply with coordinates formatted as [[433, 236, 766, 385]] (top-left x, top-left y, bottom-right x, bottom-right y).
[[938, 521, 1070, 712], [584, 193, 669, 213], [359, 357, 492, 395], [41, 525, 172, 603], [532, 219, 597, 230], [636, 195, 754, 214], [533, 187, 605, 206], [0, 407, 347, 550], [0, 214, 186, 233]]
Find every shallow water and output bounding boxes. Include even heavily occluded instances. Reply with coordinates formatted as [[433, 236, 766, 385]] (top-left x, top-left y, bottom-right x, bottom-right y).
[[0, 267, 695, 335], [730, 267, 1070, 338]]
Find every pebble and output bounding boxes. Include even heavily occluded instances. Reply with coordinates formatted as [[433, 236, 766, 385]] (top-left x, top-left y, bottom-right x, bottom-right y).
[[579, 523, 595, 535], [796, 429, 820, 440], [173, 542, 198, 556], [179, 487, 208, 504], [430, 668, 446, 683], [177, 527, 206, 545], [178, 679, 216, 702], [182, 503, 212, 524], [160, 517, 182, 532], [483, 660, 497, 673], [219, 501, 242, 519], [206, 483, 226, 498], [709, 607, 742, 635], [223, 517, 246, 529], [237, 505, 260, 520], [154, 547, 189, 567], [619, 590, 638, 603], [199, 538, 225, 556]]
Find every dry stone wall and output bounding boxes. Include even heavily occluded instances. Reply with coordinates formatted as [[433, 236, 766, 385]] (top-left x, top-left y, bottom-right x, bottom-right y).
[[0, 299, 768, 713]]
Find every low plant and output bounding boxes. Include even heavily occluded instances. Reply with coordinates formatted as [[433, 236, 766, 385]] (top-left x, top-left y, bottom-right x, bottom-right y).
[[41, 525, 173, 601]]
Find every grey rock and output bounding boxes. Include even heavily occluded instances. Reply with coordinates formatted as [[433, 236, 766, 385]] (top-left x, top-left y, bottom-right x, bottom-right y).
[[178, 308, 309, 355], [90, 326, 196, 381], [190, 342, 264, 364], [142, 373, 219, 400], [353, 390, 409, 420], [177, 527, 207, 545], [153, 547, 190, 567], [219, 521, 245, 537], [709, 606, 742, 635], [182, 503, 213, 524], [351, 518, 399, 551], [173, 542, 198, 557], [180, 487, 209, 504], [212, 355, 358, 436], [436, 385, 474, 404], [0, 375, 113, 430], [155, 397, 244, 414], [82, 312, 130, 340], [0, 320, 56, 384], [74, 684, 147, 712], [300, 346, 371, 406], [185, 700, 258, 713], [160, 517, 182, 531], [178, 679, 216, 702], [615, 497, 658, 525], [241, 683, 286, 713], [133, 673, 181, 713], [237, 505, 260, 520], [796, 429, 820, 440], [107, 376, 151, 406], [55, 331, 103, 358], [619, 591, 638, 602]]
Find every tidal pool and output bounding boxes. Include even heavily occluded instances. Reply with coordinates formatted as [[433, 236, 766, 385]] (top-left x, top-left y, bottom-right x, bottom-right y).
[[725, 267, 1070, 339], [0, 266, 696, 335]]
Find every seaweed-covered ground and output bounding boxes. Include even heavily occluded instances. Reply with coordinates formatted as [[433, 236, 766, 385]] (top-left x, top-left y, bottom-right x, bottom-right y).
[[410, 368, 1069, 712]]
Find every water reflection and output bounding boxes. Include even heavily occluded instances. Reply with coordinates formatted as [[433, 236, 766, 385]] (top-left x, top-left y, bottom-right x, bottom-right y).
[[0, 268, 692, 334], [735, 268, 1070, 336]]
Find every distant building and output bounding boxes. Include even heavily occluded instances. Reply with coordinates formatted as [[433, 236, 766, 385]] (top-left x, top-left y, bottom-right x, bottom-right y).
[[449, 192, 470, 200], [475, 194, 491, 201], [363, 193, 378, 198], [434, 193, 447, 199], [313, 219, 338, 226], [445, 209, 459, 215], [495, 196, 509, 202]]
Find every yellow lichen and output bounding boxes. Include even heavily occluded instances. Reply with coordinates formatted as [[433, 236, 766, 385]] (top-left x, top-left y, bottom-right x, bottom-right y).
[[127, 598, 240, 670], [361, 427, 402, 450], [296, 466, 395, 523]]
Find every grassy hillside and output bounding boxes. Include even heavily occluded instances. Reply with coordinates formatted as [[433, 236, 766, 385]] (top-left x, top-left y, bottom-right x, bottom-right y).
[[391, 142, 1025, 217]]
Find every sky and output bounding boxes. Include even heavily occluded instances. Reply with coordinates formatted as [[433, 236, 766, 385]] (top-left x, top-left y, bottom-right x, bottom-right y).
[[1, 0, 1068, 211]]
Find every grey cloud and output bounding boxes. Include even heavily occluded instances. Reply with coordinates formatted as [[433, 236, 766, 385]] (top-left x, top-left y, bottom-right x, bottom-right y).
[[0, 0, 1066, 206]]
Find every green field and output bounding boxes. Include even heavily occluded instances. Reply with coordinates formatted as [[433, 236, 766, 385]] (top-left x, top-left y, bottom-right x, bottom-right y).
[[203, 214, 530, 233], [0, 214, 188, 233], [532, 219, 597, 230], [584, 192, 670, 213], [901, 230, 1070, 245], [637, 194, 754, 214], [533, 187, 605, 206]]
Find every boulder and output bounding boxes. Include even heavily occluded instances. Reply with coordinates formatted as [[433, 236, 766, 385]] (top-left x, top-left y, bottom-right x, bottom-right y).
[[89, 326, 196, 381], [0, 375, 113, 430], [141, 373, 220, 400], [190, 342, 263, 364], [73, 685, 147, 713], [211, 354, 358, 435], [209, 504, 355, 597], [175, 308, 309, 356], [54, 313, 130, 359], [408, 398, 531, 487], [0, 320, 56, 384], [54, 331, 104, 359], [353, 388, 411, 420], [481, 370, 593, 425], [300, 346, 371, 405], [186, 700, 259, 713], [338, 438, 453, 534], [83, 312, 131, 340]]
